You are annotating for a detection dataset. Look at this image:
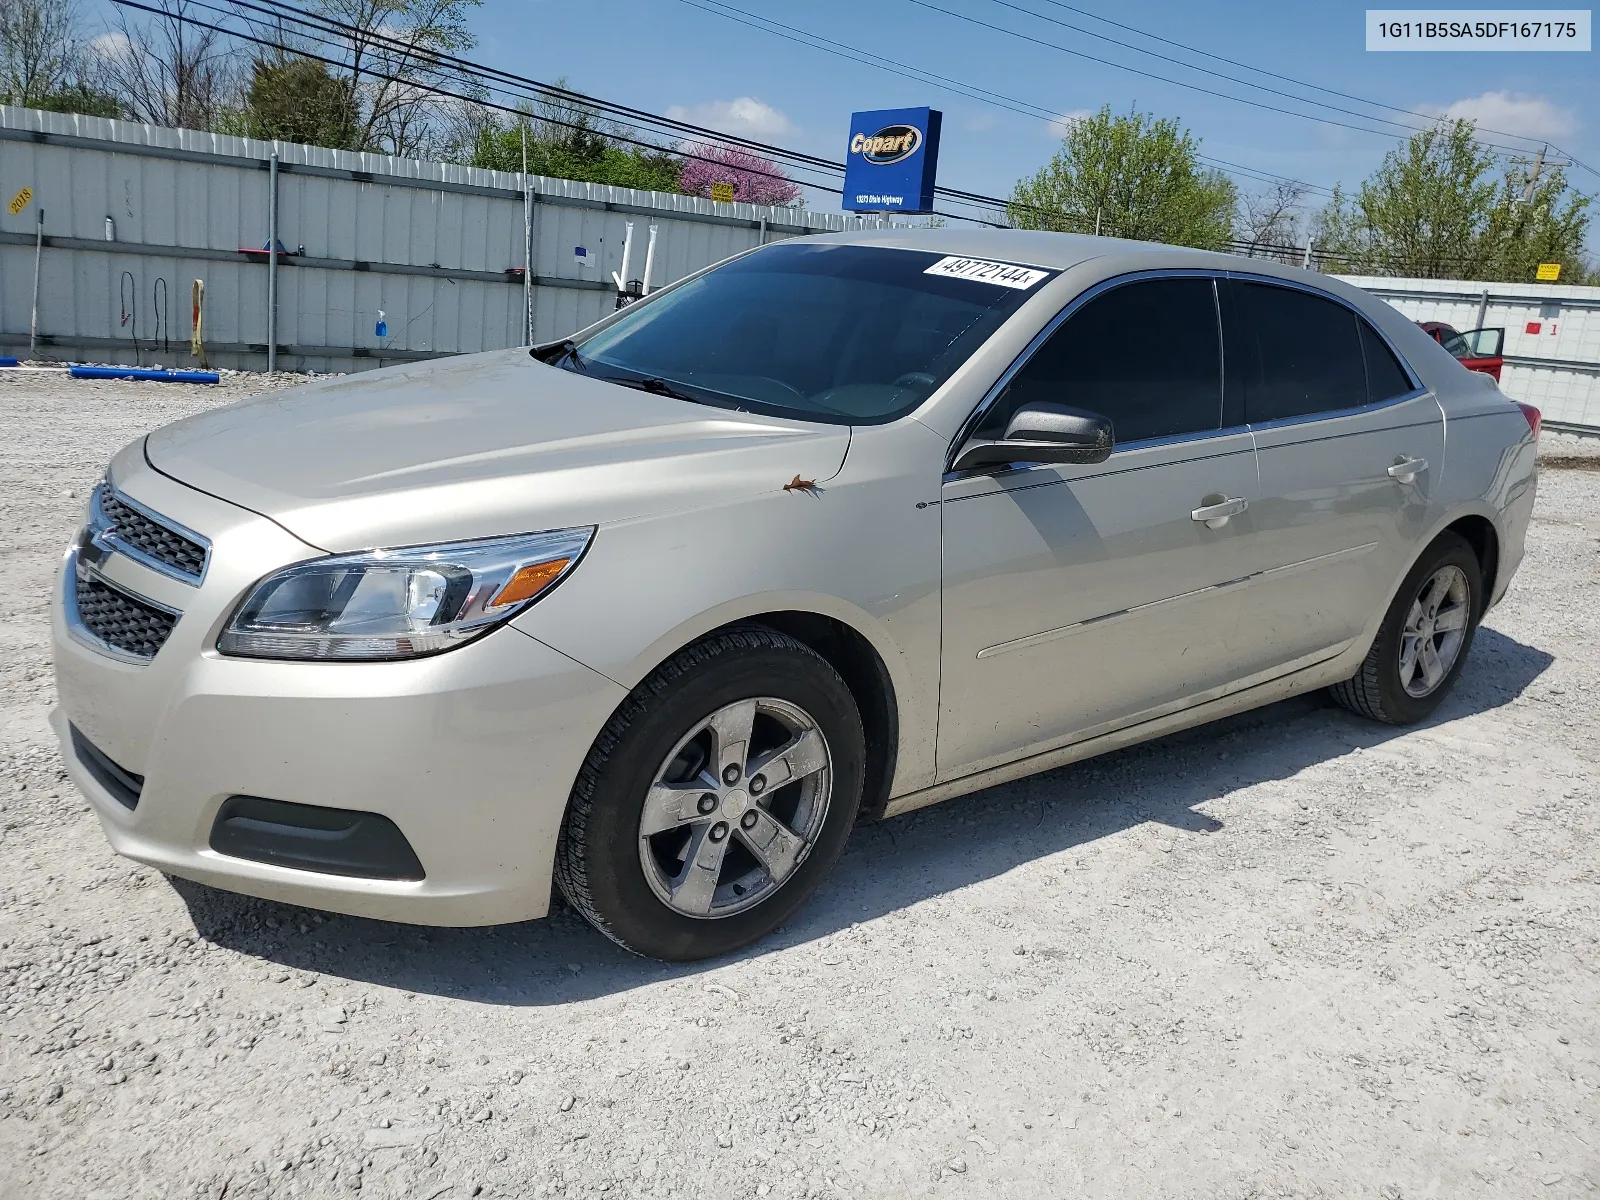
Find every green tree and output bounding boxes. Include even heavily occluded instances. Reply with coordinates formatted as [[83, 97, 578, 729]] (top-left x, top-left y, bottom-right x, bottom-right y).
[[306, 0, 480, 155], [1480, 163, 1592, 283], [1314, 119, 1593, 281], [485, 127, 682, 192], [0, 0, 77, 107], [1008, 105, 1237, 249], [0, 0, 117, 116], [460, 90, 684, 193], [241, 55, 360, 147], [32, 80, 120, 117], [227, 0, 480, 154]]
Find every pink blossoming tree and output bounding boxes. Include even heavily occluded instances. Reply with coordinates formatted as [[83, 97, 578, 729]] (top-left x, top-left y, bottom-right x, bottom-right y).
[[678, 142, 802, 206]]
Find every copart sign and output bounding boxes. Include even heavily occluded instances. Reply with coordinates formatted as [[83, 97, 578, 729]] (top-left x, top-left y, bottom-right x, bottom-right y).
[[843, 107, 942, 215]]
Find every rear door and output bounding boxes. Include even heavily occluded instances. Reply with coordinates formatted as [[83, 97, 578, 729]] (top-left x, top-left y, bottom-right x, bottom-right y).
[[1224, 277, 1445, 673], [938, 274, 1261, 780]]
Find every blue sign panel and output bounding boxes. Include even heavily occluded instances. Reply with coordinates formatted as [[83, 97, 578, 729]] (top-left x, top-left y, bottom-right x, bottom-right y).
[[843, 107, 942, 214]]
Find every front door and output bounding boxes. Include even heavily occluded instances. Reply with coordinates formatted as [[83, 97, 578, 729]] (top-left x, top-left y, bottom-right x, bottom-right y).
[[937, 275, 1260, 781]]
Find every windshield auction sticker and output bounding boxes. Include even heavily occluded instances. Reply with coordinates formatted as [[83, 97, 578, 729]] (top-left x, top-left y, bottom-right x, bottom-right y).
[[924, 257, 1050, 289], [1366, 10, 1591, 49]]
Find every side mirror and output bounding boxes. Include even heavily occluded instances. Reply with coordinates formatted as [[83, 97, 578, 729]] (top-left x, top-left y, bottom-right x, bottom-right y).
[[952, 402, 1114, 472]]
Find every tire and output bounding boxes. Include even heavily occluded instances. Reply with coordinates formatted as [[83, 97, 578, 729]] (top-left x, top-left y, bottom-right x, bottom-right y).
[[1329, 531, 1483, 725], [554, 625, 865, 961]]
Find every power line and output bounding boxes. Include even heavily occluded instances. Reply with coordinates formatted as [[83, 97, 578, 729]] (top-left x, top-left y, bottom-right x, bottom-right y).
[[111, 0, 844, 196], [115, 0, 1022, 225], [219, 0, 1026, 219], [122, 0, 1437, 233], [900, 0, 1548, 159], [970, 0, 1473, 144], [1019, 0, 1582, 155], [1024, 0, 1593, 182], [669, 0, 1337, 197]]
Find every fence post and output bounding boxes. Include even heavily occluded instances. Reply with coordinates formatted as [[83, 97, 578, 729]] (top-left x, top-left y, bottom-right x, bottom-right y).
[[521, 127, 533, 346], [1476, 289, 1490, 329], [267, 150, 279, 372], [29, 207, 43, 356], [1302, 236, 1315, 269]]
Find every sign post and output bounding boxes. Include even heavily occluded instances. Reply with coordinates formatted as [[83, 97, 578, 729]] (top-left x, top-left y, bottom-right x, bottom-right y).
[[843, 108, 942, 215]]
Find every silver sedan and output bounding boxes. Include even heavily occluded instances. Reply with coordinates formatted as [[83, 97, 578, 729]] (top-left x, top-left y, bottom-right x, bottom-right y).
[[52, 230, 1539, 960]]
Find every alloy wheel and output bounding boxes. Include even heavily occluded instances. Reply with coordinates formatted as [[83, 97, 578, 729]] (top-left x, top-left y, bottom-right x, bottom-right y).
[[637, 697, 832, 919], [1398, 564, 1471, 698]]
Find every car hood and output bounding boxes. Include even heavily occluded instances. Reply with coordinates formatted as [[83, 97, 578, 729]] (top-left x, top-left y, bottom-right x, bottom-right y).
[[144, 349, 852, 551]]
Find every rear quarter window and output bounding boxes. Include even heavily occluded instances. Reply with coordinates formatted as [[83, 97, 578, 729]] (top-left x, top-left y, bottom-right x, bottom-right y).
[[1359, 320, 1416, 403]]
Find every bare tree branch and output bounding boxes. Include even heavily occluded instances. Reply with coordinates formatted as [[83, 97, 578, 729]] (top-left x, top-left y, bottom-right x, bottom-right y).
[[1237, 181, 1307, 256], [99, 0, 236, 130]]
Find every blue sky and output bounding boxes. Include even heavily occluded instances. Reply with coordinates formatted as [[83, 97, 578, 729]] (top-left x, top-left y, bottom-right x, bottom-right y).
[[474, 0, 1596, 223]]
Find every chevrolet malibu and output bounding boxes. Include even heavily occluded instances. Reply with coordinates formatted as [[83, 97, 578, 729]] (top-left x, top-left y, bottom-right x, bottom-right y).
[[53, 230, 1539, 960]]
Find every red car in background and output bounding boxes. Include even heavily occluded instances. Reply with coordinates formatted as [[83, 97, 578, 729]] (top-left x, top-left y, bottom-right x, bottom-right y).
[[1418, 320, 1506, 382]]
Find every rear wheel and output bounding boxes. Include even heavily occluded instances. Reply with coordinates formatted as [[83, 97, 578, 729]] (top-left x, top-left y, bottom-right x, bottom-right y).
[[1330, 531, 1482, 725], [554, 626, 864, 960]]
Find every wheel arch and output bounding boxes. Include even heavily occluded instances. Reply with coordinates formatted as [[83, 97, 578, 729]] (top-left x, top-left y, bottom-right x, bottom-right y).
[[719, 611, 900, 821], [596, 594, 915, 822], [1442, 512, 1500, 614], [1349, 503, 1506, 666]]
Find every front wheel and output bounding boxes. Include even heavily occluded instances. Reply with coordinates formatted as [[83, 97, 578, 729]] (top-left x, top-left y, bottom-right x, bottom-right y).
[[1329, 531, 1482, 725], [554, 626, 865, 960]]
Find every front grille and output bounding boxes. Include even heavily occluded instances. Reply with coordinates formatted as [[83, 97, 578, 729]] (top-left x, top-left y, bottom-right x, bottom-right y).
[[75, 575, 178, 659], [100, 489, 207, 580]]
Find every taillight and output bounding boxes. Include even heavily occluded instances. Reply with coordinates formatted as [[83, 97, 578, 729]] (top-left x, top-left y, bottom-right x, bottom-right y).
[[1515, 402, 1541, 438]]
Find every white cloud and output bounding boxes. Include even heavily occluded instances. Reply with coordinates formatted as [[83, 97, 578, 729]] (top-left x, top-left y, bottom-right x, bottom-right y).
[[1422, 91, 1576, 140], [89, 31, 133, 62], [663, 97, 797, 139], [1048, 109, 1092, 139]]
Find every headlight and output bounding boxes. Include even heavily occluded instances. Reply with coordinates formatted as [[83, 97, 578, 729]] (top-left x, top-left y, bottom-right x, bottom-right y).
[[218, 528, 594, 661]]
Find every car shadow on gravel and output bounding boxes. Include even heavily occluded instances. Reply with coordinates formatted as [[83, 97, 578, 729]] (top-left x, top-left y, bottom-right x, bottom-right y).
[[171, 625, 1553, 1003]]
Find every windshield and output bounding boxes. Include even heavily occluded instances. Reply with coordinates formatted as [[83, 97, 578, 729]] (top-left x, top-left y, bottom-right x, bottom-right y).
[[558, 243, 1055, 424]]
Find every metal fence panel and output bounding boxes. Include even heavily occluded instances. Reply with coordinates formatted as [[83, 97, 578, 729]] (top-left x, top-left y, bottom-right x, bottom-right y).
[[1340, 276, 1600, 433], [0, 105, 850, 372]]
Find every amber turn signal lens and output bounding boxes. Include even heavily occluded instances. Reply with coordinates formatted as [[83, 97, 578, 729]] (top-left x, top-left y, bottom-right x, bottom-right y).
[[489, 558, 571, 608]]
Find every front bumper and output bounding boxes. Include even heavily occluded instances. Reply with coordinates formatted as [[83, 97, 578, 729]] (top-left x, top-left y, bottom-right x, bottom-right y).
[[52, 451, 625, 926]]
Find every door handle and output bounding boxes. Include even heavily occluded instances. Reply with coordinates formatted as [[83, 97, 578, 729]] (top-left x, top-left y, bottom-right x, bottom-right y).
[[1191, 496, 1248, 529], [1388, 457, 1429, 484]]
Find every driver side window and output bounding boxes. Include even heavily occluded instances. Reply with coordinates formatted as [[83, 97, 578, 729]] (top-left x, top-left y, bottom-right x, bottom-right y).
[[974, 276, 1224, 444]]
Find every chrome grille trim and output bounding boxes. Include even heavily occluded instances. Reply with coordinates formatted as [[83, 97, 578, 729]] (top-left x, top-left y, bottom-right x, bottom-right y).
[[63, 545, 183, 664], [90, 481, 211, 585]]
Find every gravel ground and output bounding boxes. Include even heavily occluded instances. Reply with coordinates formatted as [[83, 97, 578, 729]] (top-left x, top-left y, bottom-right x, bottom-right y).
[[2, 370, 1597, 1200]]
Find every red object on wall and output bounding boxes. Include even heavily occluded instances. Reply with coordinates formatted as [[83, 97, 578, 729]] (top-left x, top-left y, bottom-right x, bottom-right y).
[[1526, 322, 1542, 334]]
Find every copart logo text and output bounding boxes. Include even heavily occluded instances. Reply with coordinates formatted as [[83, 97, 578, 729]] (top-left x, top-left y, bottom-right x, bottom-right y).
[[850, 125, 922, 165]]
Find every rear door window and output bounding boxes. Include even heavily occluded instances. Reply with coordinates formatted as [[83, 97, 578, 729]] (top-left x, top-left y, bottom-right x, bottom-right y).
[[976, 276, 1222, 445], [1233, 281, 1368, 422]]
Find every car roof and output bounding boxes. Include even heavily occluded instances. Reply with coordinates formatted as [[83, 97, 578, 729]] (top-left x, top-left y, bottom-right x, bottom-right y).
[[801, 225, 1318, 283]]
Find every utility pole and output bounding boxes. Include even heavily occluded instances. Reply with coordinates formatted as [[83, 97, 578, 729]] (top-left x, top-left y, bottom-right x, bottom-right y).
[[267, 151, 278, 373], [1516, 145, 1570, 204]]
